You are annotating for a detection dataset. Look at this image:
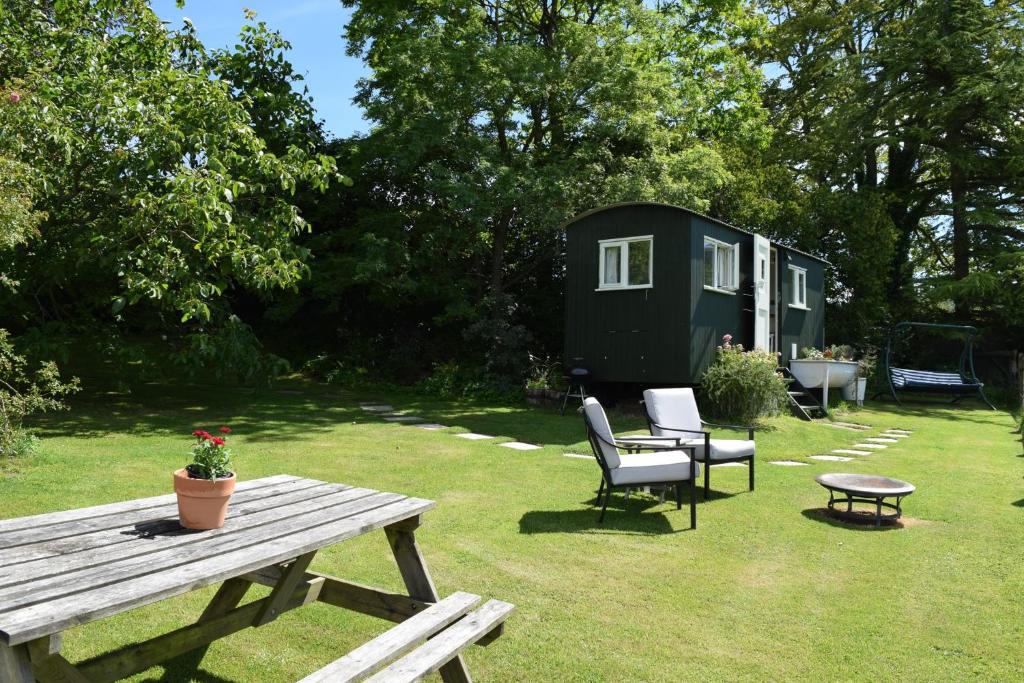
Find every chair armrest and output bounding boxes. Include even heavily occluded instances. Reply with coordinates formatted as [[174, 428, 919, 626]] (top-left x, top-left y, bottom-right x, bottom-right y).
[[646, 420, 708, 438], [700, 420, 755, 440], [615, 436, 682, 450]]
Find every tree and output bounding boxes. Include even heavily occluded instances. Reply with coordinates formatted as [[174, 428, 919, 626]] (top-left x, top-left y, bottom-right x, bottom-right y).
[[759, 0, 1024, 338], [0, 0, 343, 378], [322, 0, 769, 383]]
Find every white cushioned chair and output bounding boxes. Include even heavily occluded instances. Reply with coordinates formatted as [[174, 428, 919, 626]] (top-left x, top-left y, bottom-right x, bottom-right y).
[[642, 388, 755, 499], [582, 397, 699, 528]]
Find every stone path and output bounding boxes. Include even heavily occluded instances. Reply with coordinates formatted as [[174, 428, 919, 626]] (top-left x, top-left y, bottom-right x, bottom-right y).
[[771, 424, 915, 467], [357, 397, 917, 472]]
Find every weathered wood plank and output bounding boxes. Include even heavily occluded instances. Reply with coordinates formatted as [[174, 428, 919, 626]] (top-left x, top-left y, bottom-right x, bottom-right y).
[[0, 481, 343, 580], [253, 551, 316, 626], [0, 488, 379, 614], [0, 641, 33, 682], [364, 600, 515, 683], [299, 592, 481, 683], [77, 576, 324, 683], [0, 475, 298, 534], [385, 520, 472, 683], [0, 477, 328, 554], [26, 637, 90, 683], [1, 494, 434, 645], [243, 568, 431, 624]]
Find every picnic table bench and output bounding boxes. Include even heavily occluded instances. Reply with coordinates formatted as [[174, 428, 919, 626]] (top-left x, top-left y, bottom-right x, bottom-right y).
[[0, 474, 513, 682]]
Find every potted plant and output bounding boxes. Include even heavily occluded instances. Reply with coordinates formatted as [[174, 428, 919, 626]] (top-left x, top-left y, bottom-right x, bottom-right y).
[[842, 348, 876, 405], [174, 426, 236, 530]]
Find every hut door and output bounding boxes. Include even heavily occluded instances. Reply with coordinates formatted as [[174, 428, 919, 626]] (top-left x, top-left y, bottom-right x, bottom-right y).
[[753, 234, 771, 350]]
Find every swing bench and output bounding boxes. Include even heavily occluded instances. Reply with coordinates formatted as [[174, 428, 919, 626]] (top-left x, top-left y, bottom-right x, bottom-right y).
[[876, 321, 996, 410]]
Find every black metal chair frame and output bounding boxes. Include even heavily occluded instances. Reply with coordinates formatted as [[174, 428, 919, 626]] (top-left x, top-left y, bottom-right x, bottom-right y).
[[582, 409, 697, 529], [641, 401, 755, 499], [874, 321, 996, 410]]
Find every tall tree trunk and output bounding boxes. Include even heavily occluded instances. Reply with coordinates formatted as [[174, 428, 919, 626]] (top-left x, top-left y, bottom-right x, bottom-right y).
[[950, 157, 970, 280]]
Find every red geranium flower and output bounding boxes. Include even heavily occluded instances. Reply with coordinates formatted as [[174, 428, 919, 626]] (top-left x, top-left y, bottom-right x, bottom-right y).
[[219, 426, 231, 434], [211, 436, 226, 446]]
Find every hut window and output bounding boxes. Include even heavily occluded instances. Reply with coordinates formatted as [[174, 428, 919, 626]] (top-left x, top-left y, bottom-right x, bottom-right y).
[[703, 237, 739, 292], [789, 265, 808, 308], [598, 236, 653, 290]]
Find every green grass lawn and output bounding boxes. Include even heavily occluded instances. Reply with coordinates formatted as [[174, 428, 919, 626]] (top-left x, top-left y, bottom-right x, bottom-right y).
[[3, 380, 1024, 681]]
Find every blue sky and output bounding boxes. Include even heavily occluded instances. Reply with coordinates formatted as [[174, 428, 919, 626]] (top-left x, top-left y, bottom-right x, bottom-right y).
[[151, 0, 369, 138]]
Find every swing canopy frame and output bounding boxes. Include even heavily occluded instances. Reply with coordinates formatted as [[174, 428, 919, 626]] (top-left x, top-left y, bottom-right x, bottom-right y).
[[877, 321, 996, 410]]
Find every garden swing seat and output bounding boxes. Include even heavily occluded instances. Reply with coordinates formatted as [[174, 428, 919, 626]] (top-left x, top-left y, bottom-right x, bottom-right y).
[[877, 322, 996, 410]]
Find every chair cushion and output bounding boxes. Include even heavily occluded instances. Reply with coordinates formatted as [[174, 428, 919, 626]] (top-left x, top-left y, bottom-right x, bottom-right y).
[[609, 451, 699, 486], [583, 397, 620, 469], [643, 388, 703, 438], [685, 438, 755, 462]]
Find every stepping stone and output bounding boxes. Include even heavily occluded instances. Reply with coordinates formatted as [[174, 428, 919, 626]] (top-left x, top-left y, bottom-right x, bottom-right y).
[[866, 437, 899, 443], [415, 423, 448, 430], [382, 415, 425, 423], [455, 432, 494, 440], [563, 452, 592, 459], [827, 421, 872, 430], [886, 429, 913, 434], [769, 460, 809, 466], [822, 423, 868, 432], [833, 449, 873, 456], [880, 432, 909, 438], [711, 462, 747, 467], [810, 455, 853, 462], [852, 443, 887, 450], [499, 441, 542, 451], [360, 404, 394, 412]]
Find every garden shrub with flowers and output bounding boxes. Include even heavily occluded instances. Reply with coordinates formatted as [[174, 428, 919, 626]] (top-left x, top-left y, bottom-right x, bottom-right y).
[[701, 334, 788, 424], [186, 427, 234, 480]]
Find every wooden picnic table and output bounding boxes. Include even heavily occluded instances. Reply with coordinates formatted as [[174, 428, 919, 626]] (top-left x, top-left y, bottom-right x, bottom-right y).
[[0, 474, 511, 682]]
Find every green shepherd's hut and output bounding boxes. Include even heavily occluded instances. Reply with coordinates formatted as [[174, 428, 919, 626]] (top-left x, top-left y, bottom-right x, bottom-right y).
[[563, 203, 827, 385]]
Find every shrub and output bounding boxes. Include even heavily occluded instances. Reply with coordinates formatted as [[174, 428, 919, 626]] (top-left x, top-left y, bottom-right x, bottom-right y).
[[701, 337, 787, 424], [0, 329, 80, 459]]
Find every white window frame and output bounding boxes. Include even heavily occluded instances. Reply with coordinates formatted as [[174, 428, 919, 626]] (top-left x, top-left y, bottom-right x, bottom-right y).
[[789, 265, 809, 309], [596, 236, 654, 291], [702, 236, 740, 294]]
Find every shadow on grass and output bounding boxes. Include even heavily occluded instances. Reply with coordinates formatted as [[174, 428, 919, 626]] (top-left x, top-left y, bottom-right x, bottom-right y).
[[519, 491, 698, 535], [31, 383, 385, 444], [800, 507, 906, 531], [1012, 498, 1024, 508]]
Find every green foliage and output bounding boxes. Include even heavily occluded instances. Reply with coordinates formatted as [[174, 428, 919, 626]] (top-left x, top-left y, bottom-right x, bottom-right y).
[[304, 0, 770, 385], [759, 0, 1024, 338], [0, 1, 345, 381], [186, 428, 233, 480], [701, 345, 787, 424], [0, 329, 80, 459], [177, 316, 289, 386]]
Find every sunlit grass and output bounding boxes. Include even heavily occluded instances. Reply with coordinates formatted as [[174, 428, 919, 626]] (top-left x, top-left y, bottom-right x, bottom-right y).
[[3, 380, 1023, 681]]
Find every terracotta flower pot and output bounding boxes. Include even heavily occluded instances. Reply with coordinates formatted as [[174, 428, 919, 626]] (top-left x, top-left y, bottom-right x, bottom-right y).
[[173, 468, 236, 530]]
